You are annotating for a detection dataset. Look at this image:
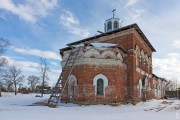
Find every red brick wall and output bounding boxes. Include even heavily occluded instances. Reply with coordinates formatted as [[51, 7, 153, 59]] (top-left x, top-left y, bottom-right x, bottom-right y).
[[61, 64, 127, 104]]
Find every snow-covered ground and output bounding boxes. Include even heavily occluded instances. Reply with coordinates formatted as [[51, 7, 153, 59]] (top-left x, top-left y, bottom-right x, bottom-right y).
[[0, 92, 180, 120]]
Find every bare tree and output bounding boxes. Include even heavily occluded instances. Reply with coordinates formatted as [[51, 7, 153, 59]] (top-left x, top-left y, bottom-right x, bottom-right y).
[[39, 58, 49, 97], [0, 57, 8, 72], [5, 80, 13, 91], [27, 75, 40, 92], [4, 65, 25, 95], [0, 38, 11, 55], [0, 38, 10, 71], [0, 38, 10, 97], [43, 81, 49, 87]]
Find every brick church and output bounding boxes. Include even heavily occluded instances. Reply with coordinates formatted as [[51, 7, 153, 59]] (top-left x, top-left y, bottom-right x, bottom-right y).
[[59, 14, 170, 104]]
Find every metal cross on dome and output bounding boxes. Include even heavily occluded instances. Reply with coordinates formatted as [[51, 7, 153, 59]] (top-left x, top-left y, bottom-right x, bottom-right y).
[[112, 9, 116, 18]]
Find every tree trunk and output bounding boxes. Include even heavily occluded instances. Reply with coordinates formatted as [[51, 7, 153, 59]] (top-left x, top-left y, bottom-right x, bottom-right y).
[[41, 72, 46, 97], [14, 82, 17, 95], [7, 85, 10, 92], [41, 78, 44, 97], [31, 84, 33, 93]]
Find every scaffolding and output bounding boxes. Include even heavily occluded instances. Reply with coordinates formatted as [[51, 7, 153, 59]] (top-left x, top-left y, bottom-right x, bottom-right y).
[[47, 46, 81, 107]]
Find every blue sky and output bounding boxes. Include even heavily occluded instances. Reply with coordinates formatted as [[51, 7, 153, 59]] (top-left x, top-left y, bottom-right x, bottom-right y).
[[0, 0, 180, 86]]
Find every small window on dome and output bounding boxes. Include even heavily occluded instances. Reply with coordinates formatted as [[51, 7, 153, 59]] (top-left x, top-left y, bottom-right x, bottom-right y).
[[107, 21, 112, 30], [114, 21, 119, 29]]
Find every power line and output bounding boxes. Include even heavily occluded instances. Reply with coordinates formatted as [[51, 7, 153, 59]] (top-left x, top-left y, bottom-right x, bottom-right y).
[[139, 2, 180, 32], [112, 0, 180, 38]]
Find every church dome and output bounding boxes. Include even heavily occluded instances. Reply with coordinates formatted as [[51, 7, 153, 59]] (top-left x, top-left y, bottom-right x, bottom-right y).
[[104, 9, 122, 32]]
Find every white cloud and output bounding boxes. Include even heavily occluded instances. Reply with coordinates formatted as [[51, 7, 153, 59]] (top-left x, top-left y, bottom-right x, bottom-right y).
[[153, 53, 180, 80], [68, 27, 90, 37], [3, 56, 39, 72], [0, 0, 58, 23], [60, 10, 79, 26], [128, 9, 144, 21], [126, 0, 140, 7], [60, 10, 90, 37], [51, 61, 60, 66], [172, 40, 180, 48], [50, 69, 61, 76], [13, 47, 61, 60]]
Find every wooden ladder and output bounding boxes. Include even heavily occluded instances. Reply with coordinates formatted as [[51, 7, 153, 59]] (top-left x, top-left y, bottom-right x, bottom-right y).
[[47, 46, 81, 107]]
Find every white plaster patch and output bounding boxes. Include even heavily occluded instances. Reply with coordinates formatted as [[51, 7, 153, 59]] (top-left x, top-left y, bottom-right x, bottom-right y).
[[141, 70, 145, 75], [84, 48, 101, 58], [68, 74, 78, 97], [136, 67, 141, 73], [68, 74, 77, 85], [63, 51, 70, 61], [117, 53, 123, 62], [101, 50, 116, 59]]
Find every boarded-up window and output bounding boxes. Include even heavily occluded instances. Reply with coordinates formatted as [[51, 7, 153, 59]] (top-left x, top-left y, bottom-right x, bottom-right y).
[[97, 79, 104, 95]]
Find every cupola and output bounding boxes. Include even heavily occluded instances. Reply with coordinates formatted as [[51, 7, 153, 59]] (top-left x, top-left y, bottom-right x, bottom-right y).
[[104, 9, 122, 32]]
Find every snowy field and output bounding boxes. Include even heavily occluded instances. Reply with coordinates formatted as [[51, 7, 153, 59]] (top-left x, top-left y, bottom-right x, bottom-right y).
[[0, 93, 180, 120]]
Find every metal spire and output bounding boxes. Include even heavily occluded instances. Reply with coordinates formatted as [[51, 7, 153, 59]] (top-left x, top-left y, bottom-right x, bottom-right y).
[[112, 9, 116, 18]]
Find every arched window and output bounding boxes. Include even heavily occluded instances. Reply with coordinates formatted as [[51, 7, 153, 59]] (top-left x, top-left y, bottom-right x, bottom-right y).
[[148, 57, 151, 66], [68, 74, 78, 97], [114, 21, 119, 29], [138, 79, 142, 97], [140, 50, 144, 61], [140, 50, 144, 69], [135, 45, 140, 67], [93, 74, 108, 96], [149, 82, 151, 91], [97, 79, 104, 95], [107, 21, 112, 30]]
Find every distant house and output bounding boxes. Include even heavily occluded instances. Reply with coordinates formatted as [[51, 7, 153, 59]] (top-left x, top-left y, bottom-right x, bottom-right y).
[[18, 87, 31, 94], [34, 86, 52, 94]]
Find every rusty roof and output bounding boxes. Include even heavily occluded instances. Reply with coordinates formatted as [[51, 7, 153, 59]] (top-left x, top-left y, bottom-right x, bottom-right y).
[[66, 23, 156, 52]]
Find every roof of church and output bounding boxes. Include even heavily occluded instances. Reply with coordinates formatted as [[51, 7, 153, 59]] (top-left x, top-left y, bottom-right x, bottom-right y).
[[105, 17, 119, 21], [60, 43, 127, 55], [66, 23, 156, 52]]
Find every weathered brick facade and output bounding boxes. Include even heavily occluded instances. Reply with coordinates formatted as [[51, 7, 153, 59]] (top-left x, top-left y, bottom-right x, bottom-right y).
[[59, 23, 168, 104]]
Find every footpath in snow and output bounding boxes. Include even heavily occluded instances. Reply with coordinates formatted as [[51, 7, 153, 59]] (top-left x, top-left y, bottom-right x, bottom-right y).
[[0, 92, 180, 120]]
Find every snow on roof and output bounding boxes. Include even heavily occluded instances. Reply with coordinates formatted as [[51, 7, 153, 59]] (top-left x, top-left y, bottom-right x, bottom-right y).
[[91, 43, 118, 47]]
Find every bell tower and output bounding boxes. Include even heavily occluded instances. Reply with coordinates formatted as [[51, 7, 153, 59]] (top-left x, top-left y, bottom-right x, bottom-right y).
[[104, 9, 122, 32]]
